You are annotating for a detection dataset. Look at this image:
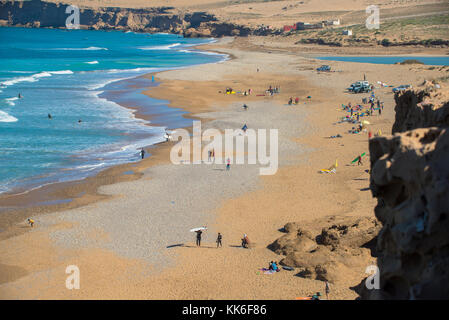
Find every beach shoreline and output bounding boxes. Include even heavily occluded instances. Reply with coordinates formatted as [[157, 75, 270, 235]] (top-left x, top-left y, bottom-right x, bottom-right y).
[[1, 35, 448, 299], [0, 38, 231, 237], [2, 35, 446, 233]]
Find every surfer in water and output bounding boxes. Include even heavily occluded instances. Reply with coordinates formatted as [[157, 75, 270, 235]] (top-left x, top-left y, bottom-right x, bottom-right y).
[[48, 113, 52, 119], [18, 93, 22, 99], [195, 230, 202, 247]]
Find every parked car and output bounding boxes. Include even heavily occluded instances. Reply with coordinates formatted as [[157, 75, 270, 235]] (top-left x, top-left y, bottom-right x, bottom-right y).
[[348, 81, 372, 93], [317, 65, 331, 72], [392, 84, 412, 93]]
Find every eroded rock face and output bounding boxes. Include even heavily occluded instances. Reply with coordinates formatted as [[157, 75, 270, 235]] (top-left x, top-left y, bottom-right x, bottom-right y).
[[392, 84, 449, 134], [269, 216, 380, 284], [363, 85, 449, 299], [0, 0, 252, 37]]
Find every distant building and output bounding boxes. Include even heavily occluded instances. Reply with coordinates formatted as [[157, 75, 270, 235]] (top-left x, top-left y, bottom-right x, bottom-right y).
[[342, 29, 353, 36], [323, 19, 340, 26]]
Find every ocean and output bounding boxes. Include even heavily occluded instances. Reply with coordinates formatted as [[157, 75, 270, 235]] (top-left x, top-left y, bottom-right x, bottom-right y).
[[0, 27, 225, 194]]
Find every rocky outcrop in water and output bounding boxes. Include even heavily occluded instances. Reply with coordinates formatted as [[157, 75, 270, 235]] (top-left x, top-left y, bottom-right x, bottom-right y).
[[361, 83, 449, 299], [0, 0, 251, 37]]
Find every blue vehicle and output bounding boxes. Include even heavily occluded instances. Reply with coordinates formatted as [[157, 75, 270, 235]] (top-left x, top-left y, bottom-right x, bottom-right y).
[[317, 65, 331, 72], [392, 84, 412, 93]]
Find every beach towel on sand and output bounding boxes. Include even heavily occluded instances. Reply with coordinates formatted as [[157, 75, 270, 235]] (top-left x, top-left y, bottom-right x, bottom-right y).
[[257, 268, 276, 275]]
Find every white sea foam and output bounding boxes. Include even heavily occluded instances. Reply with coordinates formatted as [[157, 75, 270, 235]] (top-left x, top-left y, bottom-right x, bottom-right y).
[[53, 46, 108, 51], [138, 43, 181, 50], [50, 70, 74, 75], [5, 97, 19, 106], [85, 60, 99, 64], [1, 70, 73, 87], [0, 110, 18, 122]]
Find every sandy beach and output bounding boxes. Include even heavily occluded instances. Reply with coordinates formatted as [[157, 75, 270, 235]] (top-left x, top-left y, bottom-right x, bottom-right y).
[[0, 34, 448, 299]]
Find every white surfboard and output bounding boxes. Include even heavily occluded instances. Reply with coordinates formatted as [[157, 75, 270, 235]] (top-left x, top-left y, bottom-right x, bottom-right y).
[[190, 226, 207, 232]]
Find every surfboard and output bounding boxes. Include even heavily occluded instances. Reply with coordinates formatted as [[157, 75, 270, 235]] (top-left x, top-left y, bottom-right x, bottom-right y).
[[351, 152, 366, 163], [190, 227, 207, 232]]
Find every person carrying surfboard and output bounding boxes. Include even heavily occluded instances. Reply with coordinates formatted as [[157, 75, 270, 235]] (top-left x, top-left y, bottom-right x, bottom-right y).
[[195, 230, 202, 247], [357, 154, 363, 166], [242, 234, 250, 248]]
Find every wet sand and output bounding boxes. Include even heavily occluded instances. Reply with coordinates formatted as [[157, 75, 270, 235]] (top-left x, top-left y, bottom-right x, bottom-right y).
[[0, 36, 447, 299]]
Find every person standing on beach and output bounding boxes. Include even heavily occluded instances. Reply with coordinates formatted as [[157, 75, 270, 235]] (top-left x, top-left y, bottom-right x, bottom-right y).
[[325, 281, 330, 300], [140, 148, 145, 160], [208, 149, 212, 162], [216, 233, 222, 248], [212, 148, 215, 162], [27, 218, 34, 227], [357, 155, 363, 166], [226, 158, 231, 171], [195, 230, 202, 247]]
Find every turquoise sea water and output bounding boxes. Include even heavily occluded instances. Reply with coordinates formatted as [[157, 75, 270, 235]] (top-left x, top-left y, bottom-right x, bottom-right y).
[[0, 27, 225, 194], [317, 56, 449, 65]]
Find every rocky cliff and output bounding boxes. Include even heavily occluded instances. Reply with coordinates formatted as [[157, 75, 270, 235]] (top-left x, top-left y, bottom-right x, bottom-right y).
[[362, 82, 449, 299], [0, 0, 252, 37]]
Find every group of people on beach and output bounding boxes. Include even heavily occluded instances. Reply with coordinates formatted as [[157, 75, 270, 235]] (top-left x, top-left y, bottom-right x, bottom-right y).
[[224, 87, 253, 96], [342, 93, 384, 135], [194, 230, 250, 249], [288, 97, 300, 105], [268, 261, 280, 272], [207, 149, 216, 162], [267, 85, 280, 96]]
